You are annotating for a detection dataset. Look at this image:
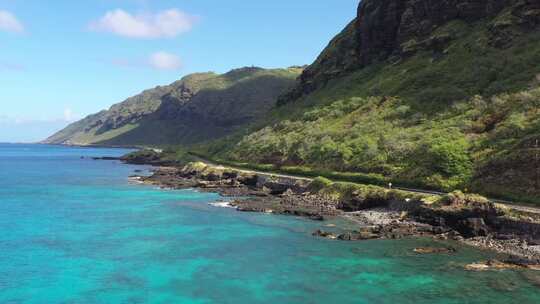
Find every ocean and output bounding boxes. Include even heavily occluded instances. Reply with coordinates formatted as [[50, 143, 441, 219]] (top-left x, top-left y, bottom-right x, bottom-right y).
[[0, 143, 539, 303]]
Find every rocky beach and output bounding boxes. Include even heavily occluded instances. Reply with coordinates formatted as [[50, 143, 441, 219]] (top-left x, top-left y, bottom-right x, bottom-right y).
[[124, 156, 540, 272]]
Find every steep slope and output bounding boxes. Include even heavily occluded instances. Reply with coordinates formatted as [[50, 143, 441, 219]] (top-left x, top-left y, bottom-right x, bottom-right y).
[[280, 0, 539, 105], [205, 0, 540, 202], [44, 67, 302, 146]]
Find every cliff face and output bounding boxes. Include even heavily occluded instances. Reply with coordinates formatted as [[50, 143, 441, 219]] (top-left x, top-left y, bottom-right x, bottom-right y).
[[280, 0, 539, 104], [44, 67, 302, 146]]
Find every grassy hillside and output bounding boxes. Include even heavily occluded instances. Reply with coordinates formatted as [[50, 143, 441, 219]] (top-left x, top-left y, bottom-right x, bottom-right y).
[[44, 67, 302, 146], [200, 0, 540, 202]]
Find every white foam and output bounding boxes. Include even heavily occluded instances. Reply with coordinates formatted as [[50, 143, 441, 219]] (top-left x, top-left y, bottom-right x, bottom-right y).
[[128, 176, 144, 184], [209, 201, 236, 209]]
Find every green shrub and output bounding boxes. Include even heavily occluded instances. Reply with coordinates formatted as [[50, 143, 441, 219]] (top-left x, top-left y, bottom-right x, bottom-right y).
[[308, 177, 333, 192]]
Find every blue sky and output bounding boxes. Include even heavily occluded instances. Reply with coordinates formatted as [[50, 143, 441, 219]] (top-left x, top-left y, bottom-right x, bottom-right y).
[[0, 0, 359, 142]]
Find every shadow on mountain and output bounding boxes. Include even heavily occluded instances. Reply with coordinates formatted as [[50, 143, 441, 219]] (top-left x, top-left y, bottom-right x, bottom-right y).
[[96, 74, 295, 146]]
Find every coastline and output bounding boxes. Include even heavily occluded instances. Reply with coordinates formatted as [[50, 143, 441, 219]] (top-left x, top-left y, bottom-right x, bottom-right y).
[[6, 144, 540, 302], [120, 158, 540, 270]]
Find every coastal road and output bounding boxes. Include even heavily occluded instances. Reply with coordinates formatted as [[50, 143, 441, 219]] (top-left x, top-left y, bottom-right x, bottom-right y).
[[199, 159, 314, 182], [191, 156, 540, 215], [393, 187, 540, 215]]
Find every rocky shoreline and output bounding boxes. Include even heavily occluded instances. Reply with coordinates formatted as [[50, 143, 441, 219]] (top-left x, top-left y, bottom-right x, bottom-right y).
[[125, 159, 540, 270]]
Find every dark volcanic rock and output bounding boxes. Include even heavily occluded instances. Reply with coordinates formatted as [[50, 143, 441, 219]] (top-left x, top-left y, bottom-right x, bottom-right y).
[[92, 156, 120, 161], [504, 255, 540, 267], [237, 174, 258, 187], [459, 217, 490, 237], [232, 193, 340, 220], [410, 195, 502, 238], [338, 230, 380, 241], [312, 230, 337, 239], [335, 221, 439, 241], [261, 179, 292, 195], [338, 190, 389, 211]]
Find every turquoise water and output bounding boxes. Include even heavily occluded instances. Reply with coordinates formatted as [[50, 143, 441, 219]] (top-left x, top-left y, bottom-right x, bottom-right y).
[[0, 144, 539, 303]]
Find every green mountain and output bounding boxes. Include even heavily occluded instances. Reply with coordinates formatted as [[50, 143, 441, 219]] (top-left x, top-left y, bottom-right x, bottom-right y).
[[202, 0, 540, 202], [44, 67, 302, 146], [46, 0, 540, 202]]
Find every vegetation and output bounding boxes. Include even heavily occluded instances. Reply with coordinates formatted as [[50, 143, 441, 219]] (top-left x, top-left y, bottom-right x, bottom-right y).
[[44, 67, 302, 146], [121, 149, 161, 163], [306, 177, 438, 207], [204, 86, 540, 203], [200, 9, 540, 203]]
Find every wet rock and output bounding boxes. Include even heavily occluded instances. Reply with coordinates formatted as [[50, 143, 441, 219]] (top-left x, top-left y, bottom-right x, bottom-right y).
[[413, 247, 456, 254], [466, 258, 540, 271], [312, 230, 337, 239], [466, 260, 523, 271], [309, 215, 325, 221], [522, 272, 540, 288], [504, 255, 540, 268], [92, 156, 120, 161], [338, 228, 380, 241]]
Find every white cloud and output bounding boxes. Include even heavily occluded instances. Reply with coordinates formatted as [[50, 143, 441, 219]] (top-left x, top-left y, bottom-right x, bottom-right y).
[[148, 51, 181, 70], [89, 9, 196, 39], [0, 10, 24, 33]]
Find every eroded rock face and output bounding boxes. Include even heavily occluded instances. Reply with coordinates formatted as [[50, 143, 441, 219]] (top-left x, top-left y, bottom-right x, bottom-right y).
[[459, 217, 490, 237], [280, 0, 539, 103]]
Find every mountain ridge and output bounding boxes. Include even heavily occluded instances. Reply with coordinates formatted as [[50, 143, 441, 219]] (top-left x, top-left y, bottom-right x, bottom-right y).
[[280, 0, 540, 105], [44, 67, 302, 146]]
